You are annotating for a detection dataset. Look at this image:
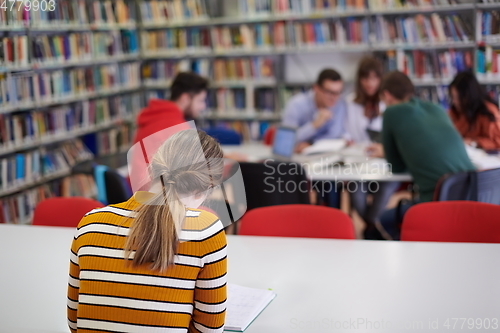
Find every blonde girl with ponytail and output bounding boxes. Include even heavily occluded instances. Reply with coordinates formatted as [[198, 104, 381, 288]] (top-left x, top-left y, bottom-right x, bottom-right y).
[[68, 130, 228, 333]]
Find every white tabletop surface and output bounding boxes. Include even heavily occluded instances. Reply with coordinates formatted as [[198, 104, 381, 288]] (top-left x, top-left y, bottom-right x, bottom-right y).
[[223, 143, 412, 182], [1, 224, 500, 333]]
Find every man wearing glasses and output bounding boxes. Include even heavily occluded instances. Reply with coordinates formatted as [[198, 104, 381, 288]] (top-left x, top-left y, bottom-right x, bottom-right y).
[[282, 68, 346, 153]]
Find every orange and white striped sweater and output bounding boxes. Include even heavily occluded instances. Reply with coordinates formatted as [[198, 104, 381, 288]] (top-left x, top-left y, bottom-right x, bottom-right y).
[[67, 193, 227, 333]]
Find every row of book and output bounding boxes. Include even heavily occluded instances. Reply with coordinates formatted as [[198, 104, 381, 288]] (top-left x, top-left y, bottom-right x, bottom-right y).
[[96, 124, 133, 157], [1, 32, 139, 68], [206, 87, 278, 112], [141, 28, 211, 55], [142, 59, 210, 84], [0, 140, 93, 193], [0, 174, 97, 224], [477, 10, 500, 43], [476, 45, 500, 76], [274, 19, 369, 48], [381, 49, 473, 81], [272, 0, 367, 14], [373, 14, 472, 45], [0, 94, 141, 150], [0, 3, 30, 28], [153, 0, 473, 21], [140, 0, 209, 24], [1, 63, 141, 108], [204, 120, 272, 142], [33, 32, 138, 65], [0, 0, 136, 28], [213, 57, 274, 82], [141, 14, 471, 54], [208, 88, 247, 111]]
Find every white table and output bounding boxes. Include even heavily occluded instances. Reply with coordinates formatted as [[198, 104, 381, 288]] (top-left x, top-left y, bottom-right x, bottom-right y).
[[1, 224, 500, 333], [223, 143, 413, 182]]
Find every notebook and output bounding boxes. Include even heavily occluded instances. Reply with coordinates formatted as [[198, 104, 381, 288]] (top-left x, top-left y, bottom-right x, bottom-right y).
[[224, 284, 277, 332]]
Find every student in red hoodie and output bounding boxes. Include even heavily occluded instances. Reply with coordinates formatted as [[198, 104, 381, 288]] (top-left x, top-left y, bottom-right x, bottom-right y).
[[130, 72, 209, 191], [131, 72, 245, 192], [133, 72, 209, 144]]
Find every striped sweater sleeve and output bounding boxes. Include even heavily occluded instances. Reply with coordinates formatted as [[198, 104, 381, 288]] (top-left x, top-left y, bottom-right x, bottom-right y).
[[189, 220, 228, 333], [67, 229, 81, 333]]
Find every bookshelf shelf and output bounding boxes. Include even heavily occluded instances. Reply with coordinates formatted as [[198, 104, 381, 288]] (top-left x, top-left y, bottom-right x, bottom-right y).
[[0, 169, 72, 198], [203, 111, 282, 121], [476, 2, 500, 9], [0, 115, 135, 157], [31, 54, 140, 70], [1, 87, 141, 114], [372, 41, 476, 51], [412, 77, 454, 86], [212, 79, 277, 88], [370, 4, 476, 15], [477, 76, 500, 84]]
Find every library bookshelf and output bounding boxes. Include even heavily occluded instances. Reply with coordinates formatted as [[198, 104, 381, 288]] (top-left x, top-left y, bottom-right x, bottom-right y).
[[3, 0, 500, 223]]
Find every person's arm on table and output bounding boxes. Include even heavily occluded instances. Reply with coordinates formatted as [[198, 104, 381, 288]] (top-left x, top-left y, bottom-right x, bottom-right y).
[[282, 100, 330, 144], [472, 119, 500, 151], [189, 220, 228, 333]]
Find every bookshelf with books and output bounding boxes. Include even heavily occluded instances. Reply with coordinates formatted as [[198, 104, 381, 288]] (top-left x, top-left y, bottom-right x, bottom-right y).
[[138, 0, 493, 133], [0, 173, 97, 224], [0, 0, 143, 210]]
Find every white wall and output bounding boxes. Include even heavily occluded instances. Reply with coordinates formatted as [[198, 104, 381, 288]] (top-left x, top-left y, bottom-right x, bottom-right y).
[[285, 51, 369, 84]]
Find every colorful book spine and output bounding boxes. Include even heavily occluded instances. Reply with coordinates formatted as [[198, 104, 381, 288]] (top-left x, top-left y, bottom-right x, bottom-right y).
[[141, 0, 209, 24], [373, 13, 471, 45], [0, 173, 97, 224]]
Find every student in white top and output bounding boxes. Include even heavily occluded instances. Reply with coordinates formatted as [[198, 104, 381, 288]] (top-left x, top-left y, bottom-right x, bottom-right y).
[[345, 56, 400, 239]]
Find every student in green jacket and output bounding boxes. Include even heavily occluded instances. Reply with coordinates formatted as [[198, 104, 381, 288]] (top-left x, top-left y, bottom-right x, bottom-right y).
[[367, 71, 475, 240]]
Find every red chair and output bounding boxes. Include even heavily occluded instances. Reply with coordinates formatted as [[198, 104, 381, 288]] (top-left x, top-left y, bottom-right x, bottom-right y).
[[33, 197, 105, 227], [238, 204, 355, 239], [263, 126, 276, 146], [401, 201, 500, 243]]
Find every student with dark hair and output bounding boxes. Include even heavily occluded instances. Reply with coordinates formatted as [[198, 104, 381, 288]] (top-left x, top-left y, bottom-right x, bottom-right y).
[[449, 71, 500, 150], [282, 68, 347, 153], [345, 57, 400, 239], [368, 71, 475, 240], [133, 72, 209, 144]]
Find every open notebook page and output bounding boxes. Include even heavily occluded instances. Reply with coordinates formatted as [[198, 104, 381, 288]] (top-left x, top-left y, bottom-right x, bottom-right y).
[[224, 284, 277, 332]]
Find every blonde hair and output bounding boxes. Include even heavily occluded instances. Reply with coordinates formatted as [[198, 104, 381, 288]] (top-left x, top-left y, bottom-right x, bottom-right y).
[[125, 130, 224, 271]]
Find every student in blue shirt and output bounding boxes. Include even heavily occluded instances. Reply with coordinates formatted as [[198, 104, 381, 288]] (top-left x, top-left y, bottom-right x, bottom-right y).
[[282, 69, 346, 208], [282, 69, 347, 153]]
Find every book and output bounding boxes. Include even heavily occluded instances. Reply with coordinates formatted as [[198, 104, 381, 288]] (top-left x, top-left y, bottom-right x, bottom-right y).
[[378, 49, 472, 81], [0, 173, 97, 224], [373, 13, 471, 45], [141, 0, 209, 24], [224, 284, 276, 332]]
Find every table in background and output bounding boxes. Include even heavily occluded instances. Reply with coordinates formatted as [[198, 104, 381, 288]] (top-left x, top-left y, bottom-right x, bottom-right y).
[[1, 224, 500, 333], [223, 143, 413, 182]]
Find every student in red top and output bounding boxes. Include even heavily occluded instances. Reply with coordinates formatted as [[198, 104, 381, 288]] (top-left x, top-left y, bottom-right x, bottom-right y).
[[449, 72, 500, 151], [133, 72, 209, 144]]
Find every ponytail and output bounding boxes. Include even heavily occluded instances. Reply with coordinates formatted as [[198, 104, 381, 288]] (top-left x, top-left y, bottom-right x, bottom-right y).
[[125, 182, 186, 271], [124, 130, 224, 272]]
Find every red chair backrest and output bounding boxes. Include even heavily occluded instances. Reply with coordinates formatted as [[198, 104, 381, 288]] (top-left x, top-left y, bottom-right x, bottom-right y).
[[238, 204, 355, 239], [33, 197, 105, 227], [263, 126, 276, 146], [401, 201, 500, 243]]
